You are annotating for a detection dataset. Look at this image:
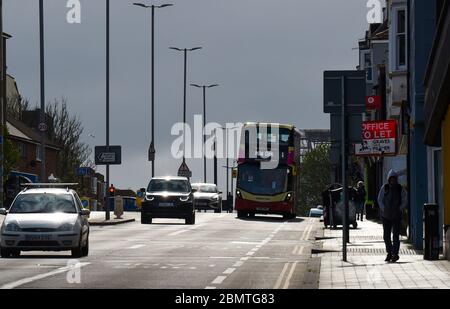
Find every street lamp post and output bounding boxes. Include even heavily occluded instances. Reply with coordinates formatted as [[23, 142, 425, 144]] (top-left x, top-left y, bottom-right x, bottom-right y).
[[190, 83, 219, 183], [169, 47, 202, 166], [133, 2, 173, 177], [39, 0, 46, 183], [105, 0, 110, 220]]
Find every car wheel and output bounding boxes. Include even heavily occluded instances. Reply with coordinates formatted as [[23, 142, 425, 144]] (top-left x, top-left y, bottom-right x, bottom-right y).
[[185, 213, 195, 225], [11, 250, 21, 258], [71, 233, 83, 258], [81, 235, 89, 257], [214, 208, 221, 213], [0, 247, 11, 258], [353, 222, 358, 229]]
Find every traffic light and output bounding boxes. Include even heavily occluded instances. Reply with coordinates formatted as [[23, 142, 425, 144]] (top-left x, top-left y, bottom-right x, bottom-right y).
[[109, 184, 116, 197]]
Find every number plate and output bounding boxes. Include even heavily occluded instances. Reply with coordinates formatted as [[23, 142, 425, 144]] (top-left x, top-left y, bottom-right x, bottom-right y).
[[25, 235, 51, 241], [158, 202, 174, 207]]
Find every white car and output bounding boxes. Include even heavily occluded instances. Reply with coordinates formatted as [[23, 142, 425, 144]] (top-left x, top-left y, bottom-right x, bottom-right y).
[[0, 186, 90, 258], [191, 183, 223, 213]]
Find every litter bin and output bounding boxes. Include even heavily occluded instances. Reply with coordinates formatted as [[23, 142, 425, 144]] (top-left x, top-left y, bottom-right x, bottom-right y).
[[424, 203, 440, 260]]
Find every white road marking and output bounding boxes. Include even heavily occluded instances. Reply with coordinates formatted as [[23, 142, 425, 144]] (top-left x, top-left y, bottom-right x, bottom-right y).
[[240, 257, 249, 261], [292, 245, 299, 254], [304, 226, 313, 241], [298, 246, 304, 255], [212, 276, 227, 285], [231, 241, 261, 245], [223, 268, 236, 275], [1, 262, 90, 289], [274, 263, 290, 289], [246, 251, 255, 256], [233, 261, 244, 267], [205, 286, 217, 289], [128, 244, 146, 249], [169, 229, 188, 236], [283, 262, 298, 289]]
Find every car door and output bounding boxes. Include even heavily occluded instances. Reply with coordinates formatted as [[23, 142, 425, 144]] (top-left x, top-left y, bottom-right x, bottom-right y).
[[73, 193, 89, 238]]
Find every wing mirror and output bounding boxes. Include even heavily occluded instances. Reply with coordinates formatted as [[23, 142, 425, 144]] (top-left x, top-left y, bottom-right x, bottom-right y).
[[80, 209, 91, 217], [0, 208, 7, 216], [191, 189, 197, 193]]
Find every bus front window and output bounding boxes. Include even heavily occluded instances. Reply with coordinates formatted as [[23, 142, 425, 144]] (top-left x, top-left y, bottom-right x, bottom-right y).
[[237, 164, 288, 196]]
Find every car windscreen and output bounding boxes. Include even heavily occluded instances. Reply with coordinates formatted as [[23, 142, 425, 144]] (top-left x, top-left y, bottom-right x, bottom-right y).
[[237, 164, 288, 195], [148, 180, 190, 193], [9, 193, 77, 214], [196, 185, 217, 193]]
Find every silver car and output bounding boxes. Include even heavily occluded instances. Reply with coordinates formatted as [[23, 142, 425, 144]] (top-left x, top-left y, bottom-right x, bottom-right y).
[[191, 183, 223, 213], [0, 186, 90, 258]]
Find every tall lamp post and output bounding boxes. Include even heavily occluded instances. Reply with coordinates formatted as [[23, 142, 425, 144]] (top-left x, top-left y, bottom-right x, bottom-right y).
[[169, 47, 202, 166], [105, 0, 111, 220], [133, 2, 173, 177], [39, 0, 46, 183], [190, 83, 219, 183]]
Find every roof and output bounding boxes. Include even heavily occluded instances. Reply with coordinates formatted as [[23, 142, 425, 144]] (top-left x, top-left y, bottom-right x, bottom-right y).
[[7, 117, 62, 150], [19, 188, 76, 195], [191, 183, 217, 186], [243, 122, 295, 130], [150, 176, 189, 181]]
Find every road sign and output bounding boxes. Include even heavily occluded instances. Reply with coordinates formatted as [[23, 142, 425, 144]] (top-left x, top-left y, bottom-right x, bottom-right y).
[[38, 122, 48, 132], [330, 114, 363, 144], [366, 95, 381, 110], [177, 161, 192, 178], [148, 142, 155, 162], [323, 70, 366, 114], [95, 146, 122, 165], [76, 167, 93, 176], [355, 120, 397, 156]]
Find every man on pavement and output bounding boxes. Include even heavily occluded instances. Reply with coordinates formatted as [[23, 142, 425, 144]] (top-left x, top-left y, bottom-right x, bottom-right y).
[[377, 169, 407, 263]]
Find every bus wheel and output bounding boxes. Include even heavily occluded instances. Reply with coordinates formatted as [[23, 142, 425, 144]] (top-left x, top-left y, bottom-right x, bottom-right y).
[[237, 211, 247, 219]]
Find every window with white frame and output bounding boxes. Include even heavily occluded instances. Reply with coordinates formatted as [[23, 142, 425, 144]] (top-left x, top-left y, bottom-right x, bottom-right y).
[[36, 145, 43, 162], [362, 50, 373, 82], [395, 8, 407, 70]]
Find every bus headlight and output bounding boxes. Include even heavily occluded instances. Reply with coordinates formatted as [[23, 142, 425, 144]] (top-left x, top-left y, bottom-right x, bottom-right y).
[[284, 193, 293, 202], [236, 190, 242, 199]]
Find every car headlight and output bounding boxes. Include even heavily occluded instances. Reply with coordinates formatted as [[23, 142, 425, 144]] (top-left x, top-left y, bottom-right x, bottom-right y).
[[5, 222, 21, 232], [58, 223, 74, 232], [145, 194, 155, 201], [179, 196, 191, 202]]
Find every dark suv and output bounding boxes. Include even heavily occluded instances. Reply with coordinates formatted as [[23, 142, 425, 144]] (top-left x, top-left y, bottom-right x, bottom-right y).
[[141, 177, 196, 225]]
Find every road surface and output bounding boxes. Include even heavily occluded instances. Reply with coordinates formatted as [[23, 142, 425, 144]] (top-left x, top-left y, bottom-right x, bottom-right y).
[[0, 212, 320, 289]]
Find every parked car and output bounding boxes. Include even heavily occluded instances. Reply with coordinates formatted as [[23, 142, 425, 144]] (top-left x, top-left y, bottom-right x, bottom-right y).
[[0, 184, 90, 258], [141, 177, 196, 225], [309, 206, 324, 218], [191, 183, 222, 213]]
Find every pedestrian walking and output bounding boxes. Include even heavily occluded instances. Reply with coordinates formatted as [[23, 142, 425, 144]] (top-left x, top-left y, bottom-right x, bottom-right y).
[[377, 169, 407, 263], [356, 181, 366, 221]]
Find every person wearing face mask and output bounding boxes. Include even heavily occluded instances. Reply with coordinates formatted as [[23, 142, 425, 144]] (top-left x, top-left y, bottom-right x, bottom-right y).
[[377, 169, 408, 263]]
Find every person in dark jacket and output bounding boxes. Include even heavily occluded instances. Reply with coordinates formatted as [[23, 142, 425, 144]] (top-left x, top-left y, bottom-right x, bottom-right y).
[[356, 181, 366, 221], [377, 169, 407, 263]]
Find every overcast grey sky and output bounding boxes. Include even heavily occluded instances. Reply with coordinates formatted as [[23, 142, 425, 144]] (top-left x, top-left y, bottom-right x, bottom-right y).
[[4, 0, 370, 191]]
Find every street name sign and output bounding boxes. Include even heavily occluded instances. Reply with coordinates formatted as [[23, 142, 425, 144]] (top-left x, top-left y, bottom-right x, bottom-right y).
[[95, 146, 122, 165]]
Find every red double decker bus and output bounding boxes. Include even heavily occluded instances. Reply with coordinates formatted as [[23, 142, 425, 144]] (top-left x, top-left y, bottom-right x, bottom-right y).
[[235, 123, 303, 219]]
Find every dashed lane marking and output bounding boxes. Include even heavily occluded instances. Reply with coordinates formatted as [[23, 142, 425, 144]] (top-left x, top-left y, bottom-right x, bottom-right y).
[[283, 262, 298, 289], [212, 276, 227, 285]]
